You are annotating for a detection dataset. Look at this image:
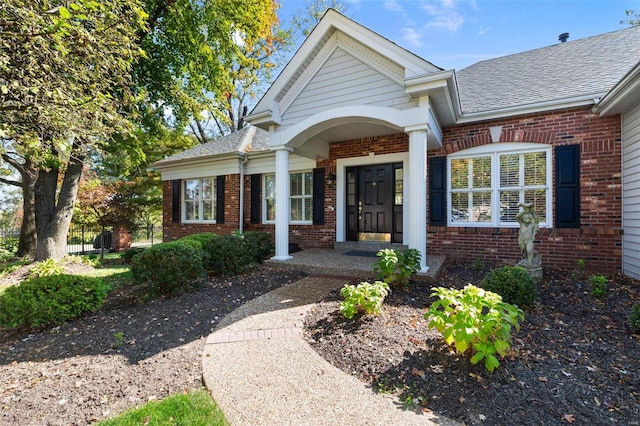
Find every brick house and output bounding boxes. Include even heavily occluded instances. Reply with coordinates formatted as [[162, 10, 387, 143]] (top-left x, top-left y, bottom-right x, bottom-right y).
[[153, 10, 640, 277]]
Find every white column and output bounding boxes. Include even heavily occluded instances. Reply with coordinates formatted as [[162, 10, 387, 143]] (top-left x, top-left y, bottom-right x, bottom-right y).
[[272, 147, 293, 261], [407, 128, 429, 272]]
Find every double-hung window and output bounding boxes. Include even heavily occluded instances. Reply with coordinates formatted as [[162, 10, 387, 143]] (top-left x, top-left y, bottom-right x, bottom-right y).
[[263, 171, 313, 224], [183, 178, 216, 222], [448, 143, 552, 227]]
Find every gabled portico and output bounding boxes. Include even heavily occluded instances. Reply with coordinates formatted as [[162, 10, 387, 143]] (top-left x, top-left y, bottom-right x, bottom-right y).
[[246, 10, 459, 272]]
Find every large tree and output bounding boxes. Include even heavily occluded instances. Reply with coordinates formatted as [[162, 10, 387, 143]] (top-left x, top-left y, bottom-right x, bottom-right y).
[[0, 0, 147, 259]]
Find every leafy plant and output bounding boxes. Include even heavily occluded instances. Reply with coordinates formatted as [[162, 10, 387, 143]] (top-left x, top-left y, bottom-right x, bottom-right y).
[[472, 258, 484, 272], [589, 275, 608, 298], [119, 247, 147, 264], [240, 231, 274, 263], [480, 265, 536, 307], [571, 259, 586, 280], [0, 274, 110, 330], [113, 331, 125, 349], [373, 248, 421, 288], [29, 258, 66, 278], [339, 281, 390, 320], [204, 235, 254, 276], [131, 240, 205, 296], [628, 303, 640, 334], [426, 285, 525, 372]]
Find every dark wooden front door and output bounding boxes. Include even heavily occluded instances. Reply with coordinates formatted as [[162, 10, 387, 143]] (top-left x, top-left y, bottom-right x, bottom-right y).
[[346, 163, 403, 243]]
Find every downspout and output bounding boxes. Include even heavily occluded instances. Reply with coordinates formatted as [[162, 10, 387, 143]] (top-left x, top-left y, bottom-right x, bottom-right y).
[[239, 153, 249, 234]]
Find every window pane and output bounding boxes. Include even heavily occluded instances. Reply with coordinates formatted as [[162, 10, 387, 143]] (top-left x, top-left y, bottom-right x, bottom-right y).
[[201, 178, 214, 200], [472, 157, 491, 188], [304, 199, 312, 222], [304, 172, 313, 195], [451, 159, 469, 189], [471, 191, 492, 222], [291, 198, 302, 221], [500, 154, 519, 188], [347, 171, 356, 206], [184, 180, 199, 200], [290, 173, 302, 196], [185, 200, 198, 221], [266, 199, 275, 221], [451, 193, 469, 222], [265, 175, 275, 199], [525, 189, 546, 222], [203, 200, 214, 221], [524, 152, 546, 186], [500, 190, 520, 222], [395, 168, 403, 205]]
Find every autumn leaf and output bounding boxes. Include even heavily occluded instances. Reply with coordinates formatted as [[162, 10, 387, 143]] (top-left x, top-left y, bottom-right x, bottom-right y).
[[562, 414, 575, 423]]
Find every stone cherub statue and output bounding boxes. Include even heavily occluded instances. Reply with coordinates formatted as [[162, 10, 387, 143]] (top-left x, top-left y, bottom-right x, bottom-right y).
[[515, 203, 541, 267]]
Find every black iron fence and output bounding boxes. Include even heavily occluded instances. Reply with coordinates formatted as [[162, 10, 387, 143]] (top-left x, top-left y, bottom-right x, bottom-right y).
[[0, 224, 163, 255]]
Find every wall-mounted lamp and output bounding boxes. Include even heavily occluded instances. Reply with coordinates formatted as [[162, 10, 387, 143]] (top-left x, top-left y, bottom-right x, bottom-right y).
[[326, 172, 336, 187]]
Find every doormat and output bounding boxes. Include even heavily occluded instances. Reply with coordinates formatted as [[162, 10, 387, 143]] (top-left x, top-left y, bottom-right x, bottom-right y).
[[342, 250, 379, 258]]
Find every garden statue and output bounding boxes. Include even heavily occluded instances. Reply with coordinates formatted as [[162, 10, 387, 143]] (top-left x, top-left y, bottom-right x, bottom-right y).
[[515, 203, 543, 281]]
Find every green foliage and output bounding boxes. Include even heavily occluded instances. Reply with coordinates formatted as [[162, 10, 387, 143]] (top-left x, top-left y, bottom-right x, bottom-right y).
[[373, 248, 421, 288], [179, 232, 218, 249], [112, 331, 125, 349], [0, 248, 17, 264], [589, 275, 608, 298], [0, 237, 18, 253], [571, 259, 586, 280], [629, 303, 640, 334], [339, 281, 390, 320], [0, 274, 110, 330], [97, 388, 228, 426], [120, 247, 147, 264], [29, 258, 66, 278], [480, 266, 537, 307], [472, 258, 484, 272], [131, 240, 204, 296], [204, 235, 254, 276], [240, 231, 274, 263], [426, 285, 525, 372]]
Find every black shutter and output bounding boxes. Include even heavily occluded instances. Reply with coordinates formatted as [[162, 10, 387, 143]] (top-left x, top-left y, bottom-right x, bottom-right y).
[[171, 180, 180, 223], [250, 174, 261, 224], [216, 175, 225, 223], [429, 157, 447, 226], [312, 168, 325, 225], [555, 144, 580, 228]]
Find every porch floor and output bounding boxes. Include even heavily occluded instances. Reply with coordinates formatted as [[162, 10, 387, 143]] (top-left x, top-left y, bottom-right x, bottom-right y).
[[265, 248, 446, 280]]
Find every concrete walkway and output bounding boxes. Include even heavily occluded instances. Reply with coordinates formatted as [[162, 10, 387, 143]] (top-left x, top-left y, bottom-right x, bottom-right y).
[[202, 276, 460, 426]]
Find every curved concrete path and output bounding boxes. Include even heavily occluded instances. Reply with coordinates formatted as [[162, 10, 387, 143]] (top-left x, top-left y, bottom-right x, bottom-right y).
[[202, 276, 460, 426]]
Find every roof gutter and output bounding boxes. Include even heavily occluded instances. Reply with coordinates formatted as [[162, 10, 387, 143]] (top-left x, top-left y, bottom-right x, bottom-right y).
[[456, 93, 603, 124], [239, 153, 249, 234]]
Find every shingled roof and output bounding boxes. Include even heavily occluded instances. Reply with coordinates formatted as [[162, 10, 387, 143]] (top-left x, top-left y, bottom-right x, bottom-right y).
[[456, 25, 640, 115], [152, 125, 269, 167]]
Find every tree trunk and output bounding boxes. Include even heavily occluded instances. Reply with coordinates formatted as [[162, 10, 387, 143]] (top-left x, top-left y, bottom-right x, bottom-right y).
[[16, 163, 37, 258], [34, 143, 85, 261]]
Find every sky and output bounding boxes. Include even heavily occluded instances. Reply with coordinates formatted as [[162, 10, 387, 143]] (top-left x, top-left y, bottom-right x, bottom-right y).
[[276, 0, 640, 70]]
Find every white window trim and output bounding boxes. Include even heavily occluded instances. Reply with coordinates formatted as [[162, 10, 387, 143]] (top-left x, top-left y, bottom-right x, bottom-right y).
[[263, 170, 313, 225], [447, 143, 552, 228], [182, 177, 217, 224]]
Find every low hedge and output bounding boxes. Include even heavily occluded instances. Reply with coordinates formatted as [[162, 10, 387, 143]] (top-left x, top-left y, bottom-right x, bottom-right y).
[[204, 235, 254, 276], [240, 231, 274, 263], [0, 274, 110, 330], [131, 239, 204, 295]]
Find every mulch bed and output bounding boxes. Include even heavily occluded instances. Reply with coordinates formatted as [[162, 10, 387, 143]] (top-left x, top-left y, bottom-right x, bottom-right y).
[[0, 265, 305, 426], [303, 262, 640, 425]]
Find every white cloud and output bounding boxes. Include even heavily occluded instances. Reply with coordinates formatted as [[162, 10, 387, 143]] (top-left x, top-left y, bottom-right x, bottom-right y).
[[402, 27, 423, 47], [384, 0, 404, 12], [421, 0, 465, 32]]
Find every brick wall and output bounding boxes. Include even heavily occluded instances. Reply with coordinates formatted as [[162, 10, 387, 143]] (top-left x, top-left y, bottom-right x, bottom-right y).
[[428, 106, 622, 273], [161, 108, 623, 273]]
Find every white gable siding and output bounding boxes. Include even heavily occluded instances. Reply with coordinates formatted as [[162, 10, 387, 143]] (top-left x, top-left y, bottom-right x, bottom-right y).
[[622, 100, 640, 279], [281, 48, 414, 128]]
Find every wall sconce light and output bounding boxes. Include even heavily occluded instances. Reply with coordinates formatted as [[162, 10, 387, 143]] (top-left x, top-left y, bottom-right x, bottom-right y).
[[326, 172, 336, 187]]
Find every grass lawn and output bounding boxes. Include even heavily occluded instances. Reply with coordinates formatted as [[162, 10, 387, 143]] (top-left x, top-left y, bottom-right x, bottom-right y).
[[97, 388, 228, 426]]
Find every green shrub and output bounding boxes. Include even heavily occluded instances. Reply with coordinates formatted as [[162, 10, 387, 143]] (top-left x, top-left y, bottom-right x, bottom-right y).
[[480, 265, 536, 307], [179, 232, 218, 249], [0, 237, 18, 253], [240, 231, 274, 263], [589, 275, 608, 298], [204, 235, 254, 276], [120, 247, 147, 264], [131, 240, 204, 295], [426, 285, 525, 372], [339, 281, 390, 319], [373, 248, 421, 288], [29, 258, 66, 278], [0, 274, 110, 330], [629, 303, 640, 334]]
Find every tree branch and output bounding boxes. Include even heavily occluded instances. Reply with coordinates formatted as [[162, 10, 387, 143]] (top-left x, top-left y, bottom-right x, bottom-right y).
[[0, 176, 22, 187]]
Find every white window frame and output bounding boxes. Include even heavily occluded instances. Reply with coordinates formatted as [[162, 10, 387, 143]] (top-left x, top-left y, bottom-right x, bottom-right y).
[[263, 170, 313, 225], [447, 143, 552, 228], [182, 177, 216, 224]]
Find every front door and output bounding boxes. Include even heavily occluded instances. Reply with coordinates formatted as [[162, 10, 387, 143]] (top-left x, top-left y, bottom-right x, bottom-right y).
[[346, 163, 403, 243]]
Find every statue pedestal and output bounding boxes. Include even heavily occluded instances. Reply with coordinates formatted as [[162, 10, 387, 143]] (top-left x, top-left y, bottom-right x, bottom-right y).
[[517, 263, 543, 283]]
